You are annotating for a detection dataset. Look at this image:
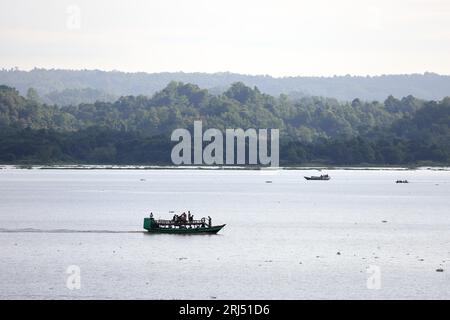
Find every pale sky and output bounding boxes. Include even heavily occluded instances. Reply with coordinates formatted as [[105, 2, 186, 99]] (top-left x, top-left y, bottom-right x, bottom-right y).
[[1, 0, 450, 76]]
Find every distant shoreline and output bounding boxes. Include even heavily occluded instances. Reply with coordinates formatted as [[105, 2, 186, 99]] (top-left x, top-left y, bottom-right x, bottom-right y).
[[1, 164, 449, 171]]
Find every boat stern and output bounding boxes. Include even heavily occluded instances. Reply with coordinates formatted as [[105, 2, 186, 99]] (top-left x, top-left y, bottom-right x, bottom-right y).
[[143, 217, 152, 231]]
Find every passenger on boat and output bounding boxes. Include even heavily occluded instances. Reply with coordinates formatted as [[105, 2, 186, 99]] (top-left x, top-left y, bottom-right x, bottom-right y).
[[208, 216, 212, 227], [181, 212, 187, 223]]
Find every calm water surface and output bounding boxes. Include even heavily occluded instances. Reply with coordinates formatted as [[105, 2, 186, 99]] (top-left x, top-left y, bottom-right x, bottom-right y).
[[0, 168, 449, 299]]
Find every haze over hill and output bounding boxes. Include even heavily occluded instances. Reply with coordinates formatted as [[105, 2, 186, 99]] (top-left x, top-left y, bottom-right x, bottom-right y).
[[1, 69, 450, 106]]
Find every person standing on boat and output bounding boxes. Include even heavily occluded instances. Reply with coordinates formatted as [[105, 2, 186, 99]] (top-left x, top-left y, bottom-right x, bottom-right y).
[[208, 216, 212, 227]]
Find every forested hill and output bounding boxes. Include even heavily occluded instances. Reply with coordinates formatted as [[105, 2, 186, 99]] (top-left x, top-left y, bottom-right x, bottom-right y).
[[2, 68, 450, 105], [0, 82, 449, 165]]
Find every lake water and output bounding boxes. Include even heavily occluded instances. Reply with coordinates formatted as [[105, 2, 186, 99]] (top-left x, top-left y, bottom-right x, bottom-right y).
[[0, 167, 449, 299]]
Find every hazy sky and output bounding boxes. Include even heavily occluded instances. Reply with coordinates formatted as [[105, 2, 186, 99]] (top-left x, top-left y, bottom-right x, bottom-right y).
[[1, 0, 450, 76]]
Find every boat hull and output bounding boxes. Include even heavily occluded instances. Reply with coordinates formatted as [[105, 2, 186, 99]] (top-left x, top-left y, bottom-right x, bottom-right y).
[[145, 224, 225, 234], [304, 176, 330, 180]]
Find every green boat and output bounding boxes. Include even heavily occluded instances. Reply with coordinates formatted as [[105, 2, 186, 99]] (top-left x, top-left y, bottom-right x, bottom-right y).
[[143, 213, 225, 234]]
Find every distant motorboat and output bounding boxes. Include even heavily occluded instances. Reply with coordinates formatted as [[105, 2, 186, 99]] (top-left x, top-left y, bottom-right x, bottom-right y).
[[396, 180, 409, 183], [304, 174, 331, 181]]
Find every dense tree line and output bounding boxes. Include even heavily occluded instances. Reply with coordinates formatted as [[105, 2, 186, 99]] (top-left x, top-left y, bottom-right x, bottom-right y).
[[0, 82, 449, 165], [0, 82, 425, 139]]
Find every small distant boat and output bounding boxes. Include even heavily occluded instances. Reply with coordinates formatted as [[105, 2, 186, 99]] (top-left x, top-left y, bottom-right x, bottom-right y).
[[143, 213, 225, 234], [304, 174, 331, 181], [396, 180, 409, 184]]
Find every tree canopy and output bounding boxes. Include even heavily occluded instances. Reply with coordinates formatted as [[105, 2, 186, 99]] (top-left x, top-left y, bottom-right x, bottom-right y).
[[0, 82, 448, 165]]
